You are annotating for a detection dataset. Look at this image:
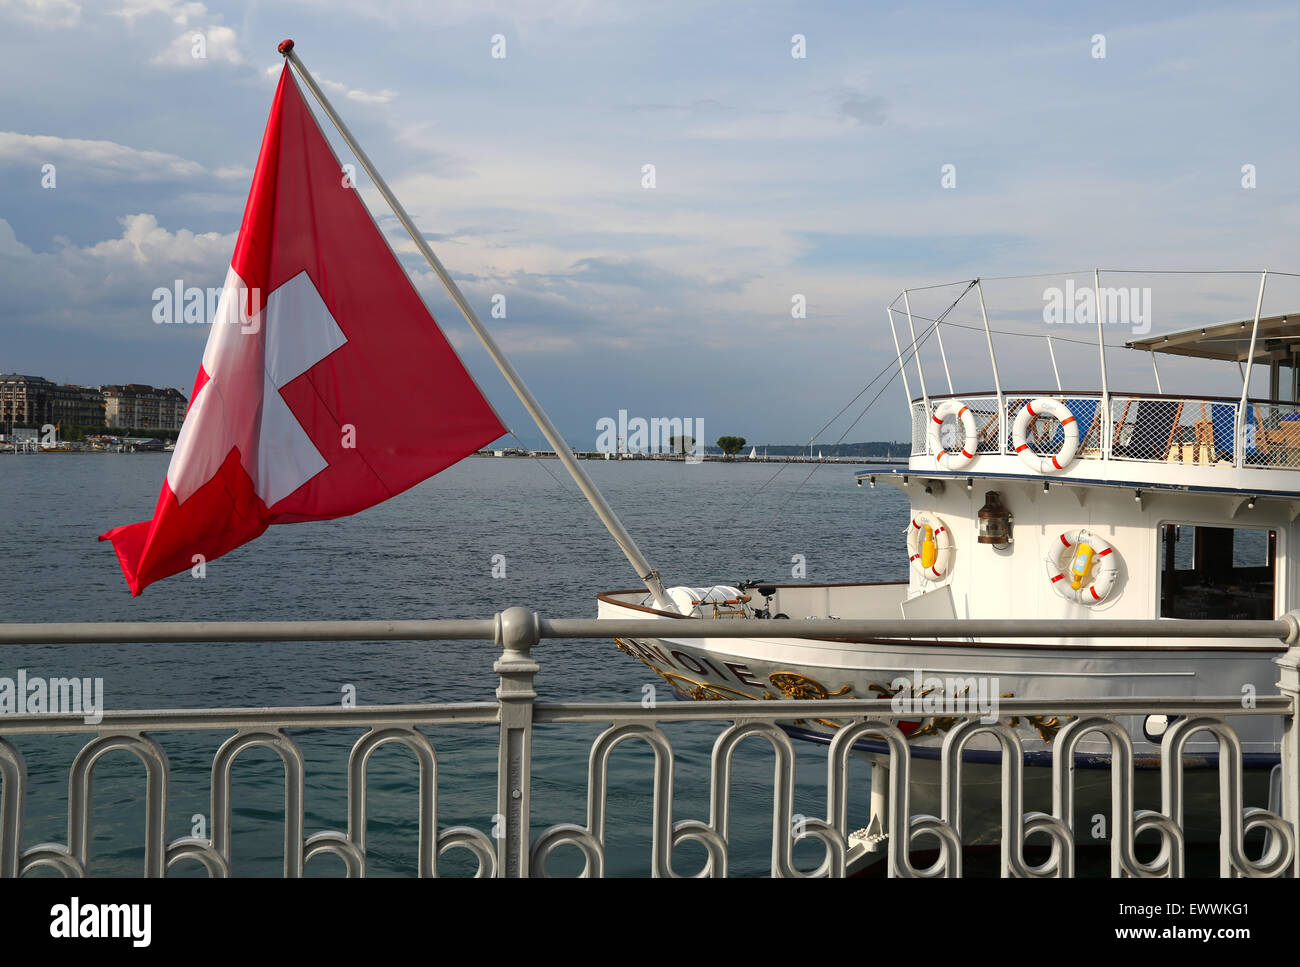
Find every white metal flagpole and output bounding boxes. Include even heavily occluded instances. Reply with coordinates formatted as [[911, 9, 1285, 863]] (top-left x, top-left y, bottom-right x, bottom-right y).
[[279, 40, 672, 609]]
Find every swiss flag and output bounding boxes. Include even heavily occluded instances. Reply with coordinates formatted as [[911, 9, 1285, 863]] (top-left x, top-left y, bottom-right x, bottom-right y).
[[100, 65, 506, 595]]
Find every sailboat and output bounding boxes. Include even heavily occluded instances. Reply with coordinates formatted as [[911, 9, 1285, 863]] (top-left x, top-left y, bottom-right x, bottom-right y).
[[748, 446, 757, 460]]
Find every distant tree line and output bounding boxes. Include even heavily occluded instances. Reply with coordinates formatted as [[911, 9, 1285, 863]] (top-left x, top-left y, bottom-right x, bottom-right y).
[[754, 441, 906, 456]]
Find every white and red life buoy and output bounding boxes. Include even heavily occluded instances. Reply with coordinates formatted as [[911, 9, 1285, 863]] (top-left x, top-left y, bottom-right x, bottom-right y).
[[1045, 528, 1118, 605], [908, 511, 954, 581], [1012, 397, 1079, 473], [1008, 397, 1081, 473], [927, 399, 978, 470]]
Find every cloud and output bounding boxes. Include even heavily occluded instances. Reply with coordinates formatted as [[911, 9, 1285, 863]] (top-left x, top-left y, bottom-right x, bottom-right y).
[[0, 130, 247, 182], [262, 65, 396, 104], [618, 99, 728, 114], [0, 219, 33, 256], [0, 131, 203, 180], [82, 212, 231, 265], [836, 89, 887, 126], [109, 1, 243, 68], [153, 23, 242, 66], [113, 0, 206, 25], [0, 215, 235, 333], [0, 0, 80, 27], [271, 0, 636, 31]]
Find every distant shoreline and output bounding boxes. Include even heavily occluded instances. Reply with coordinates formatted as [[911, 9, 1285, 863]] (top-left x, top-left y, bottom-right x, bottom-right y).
[[1, 446, 909, 465], [471, 451, 909, 464]]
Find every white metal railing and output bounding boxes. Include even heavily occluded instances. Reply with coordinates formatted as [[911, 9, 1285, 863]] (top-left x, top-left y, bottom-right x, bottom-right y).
[[2, 609, 1299, 877], [890, 268, 1300, 474], [912, 393, 1300, 472]]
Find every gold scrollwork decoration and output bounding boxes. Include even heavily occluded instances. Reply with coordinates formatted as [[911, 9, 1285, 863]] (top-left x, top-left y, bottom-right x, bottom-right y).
[[1001, 693, 1068, 743], [767, 672, 853, 701], [859, 682, 1072, 743], [766, 671, 854, 729]]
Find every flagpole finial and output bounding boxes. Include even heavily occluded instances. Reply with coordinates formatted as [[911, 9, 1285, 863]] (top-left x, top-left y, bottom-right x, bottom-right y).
[[277, 38, 295, 55]]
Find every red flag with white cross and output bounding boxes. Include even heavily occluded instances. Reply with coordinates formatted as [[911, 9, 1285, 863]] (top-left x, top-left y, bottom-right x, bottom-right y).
[[100, 65, 506, 595]]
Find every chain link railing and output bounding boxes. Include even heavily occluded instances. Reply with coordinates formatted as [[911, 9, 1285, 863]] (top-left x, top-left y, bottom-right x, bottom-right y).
[[1245, 401, 1300, 470], [911, 392, 1300, 473]]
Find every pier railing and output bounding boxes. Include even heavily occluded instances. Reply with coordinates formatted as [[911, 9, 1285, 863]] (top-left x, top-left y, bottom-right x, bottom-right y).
[[2, 610, 1299, 877]]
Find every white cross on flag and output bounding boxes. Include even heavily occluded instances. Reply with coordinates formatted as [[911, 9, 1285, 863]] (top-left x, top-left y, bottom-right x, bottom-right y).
[[101, 65, 506, 595]]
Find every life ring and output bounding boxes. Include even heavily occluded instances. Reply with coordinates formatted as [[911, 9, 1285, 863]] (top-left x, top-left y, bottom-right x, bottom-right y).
[[908, 511, 954, 581], [1012, 398, 1079, 473], [1045, 528, 1118, 604], [927, 399, 978, 470]]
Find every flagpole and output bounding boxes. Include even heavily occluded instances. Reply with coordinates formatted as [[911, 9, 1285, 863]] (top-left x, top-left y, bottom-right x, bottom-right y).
[[278, 40, 673, 610]]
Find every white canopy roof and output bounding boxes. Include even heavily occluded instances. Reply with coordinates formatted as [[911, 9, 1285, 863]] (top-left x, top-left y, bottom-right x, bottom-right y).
[[1127, 312, 1299, 362]]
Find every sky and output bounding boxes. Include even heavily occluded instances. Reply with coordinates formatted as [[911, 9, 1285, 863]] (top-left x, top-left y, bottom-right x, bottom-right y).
[[0, 0, 1297, 449]]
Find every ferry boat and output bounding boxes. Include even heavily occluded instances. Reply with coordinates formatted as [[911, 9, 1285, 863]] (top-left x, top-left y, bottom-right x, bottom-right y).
[[597, 270, 1299, 847]]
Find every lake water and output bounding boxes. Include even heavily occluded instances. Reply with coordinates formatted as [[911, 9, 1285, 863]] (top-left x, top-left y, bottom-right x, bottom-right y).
[[0, 452, 908, 876]]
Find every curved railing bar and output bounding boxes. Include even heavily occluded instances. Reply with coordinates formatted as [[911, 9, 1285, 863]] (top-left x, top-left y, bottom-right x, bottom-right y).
[[211, 730, 306, 877], [68, 733, 169, 877]]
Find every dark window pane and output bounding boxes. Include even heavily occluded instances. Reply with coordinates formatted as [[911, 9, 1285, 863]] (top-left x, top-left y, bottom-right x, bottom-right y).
[[1159, 524, 1275, 620]]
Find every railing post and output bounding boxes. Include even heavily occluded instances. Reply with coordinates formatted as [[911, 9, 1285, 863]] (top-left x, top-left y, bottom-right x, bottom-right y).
[[1235, 270, 1268, 468], [974, 280, 1005, 454], [1094, 269, 1112, 461], [902, 289, 931, 417], [1275, 613, 1300, 877], [494, 607, 540, 878], [886, 309, 914, 406]]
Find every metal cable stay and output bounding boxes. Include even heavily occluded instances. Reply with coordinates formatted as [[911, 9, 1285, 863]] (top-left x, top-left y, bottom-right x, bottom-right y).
[[713, 282, 974, 532]]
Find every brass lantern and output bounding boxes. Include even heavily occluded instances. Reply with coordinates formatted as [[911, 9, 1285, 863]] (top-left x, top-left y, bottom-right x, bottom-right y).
[[977, 491, 1012, 545]]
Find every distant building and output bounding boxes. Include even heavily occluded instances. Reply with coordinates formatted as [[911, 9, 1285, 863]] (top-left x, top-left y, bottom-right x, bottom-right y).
[[102, 384, 187, 431], [0, 374, 106, 428], [0, 373, 57, 426], [54, 384, 107, 428]]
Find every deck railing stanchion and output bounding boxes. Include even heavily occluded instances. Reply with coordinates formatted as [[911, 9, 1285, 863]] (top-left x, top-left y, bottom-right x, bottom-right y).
[[1093, 270, 1111, 461], [1149, 350, 1163, 394], [494, 607, 540, 878], [902, 289, 931, 416], [888, 308, 922, 457], [886, 307, 916, 446], [974, 280, 1005, 453], [887, 309, 913, 404], [1235, 270, 1269, 468], [935, 323, 954, 394]]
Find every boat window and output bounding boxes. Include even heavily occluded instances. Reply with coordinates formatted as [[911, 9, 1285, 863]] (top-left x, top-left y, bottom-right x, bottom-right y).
[[1158, 524, 1276, 620]]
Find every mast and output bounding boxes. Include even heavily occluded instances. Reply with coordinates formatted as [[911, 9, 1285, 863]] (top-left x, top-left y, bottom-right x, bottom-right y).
[[278, 41, 672, 609]]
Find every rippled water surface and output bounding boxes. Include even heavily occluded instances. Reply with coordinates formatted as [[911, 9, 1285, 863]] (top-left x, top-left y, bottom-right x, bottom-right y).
[[0, 453, 908, 876]]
